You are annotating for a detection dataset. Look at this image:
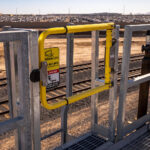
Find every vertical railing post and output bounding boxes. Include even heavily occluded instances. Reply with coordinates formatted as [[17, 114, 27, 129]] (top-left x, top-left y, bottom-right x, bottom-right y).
[[28, 30, 41, 150], [61, 33, 74, 144], [105, 29, 112, 84], [3, 26, 14, 118], [66, 33, 74, 97], [117, 26, 132, 141], [91, 31, 99, 131], [17, 32, 33, 150], [9, 40, 22, 150], [108, 25, 120, 141]]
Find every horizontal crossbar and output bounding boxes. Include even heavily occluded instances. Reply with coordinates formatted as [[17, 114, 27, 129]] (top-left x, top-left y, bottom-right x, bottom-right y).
[[0, 116, 23, 134], [41, 84, 111, 110], [41, 128, 62, 141], [128, 73, 150, 88], [123, 114, 150, 136]]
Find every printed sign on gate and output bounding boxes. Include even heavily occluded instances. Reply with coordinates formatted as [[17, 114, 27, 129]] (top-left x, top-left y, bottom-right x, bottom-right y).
[[44, 47, 60, 89]]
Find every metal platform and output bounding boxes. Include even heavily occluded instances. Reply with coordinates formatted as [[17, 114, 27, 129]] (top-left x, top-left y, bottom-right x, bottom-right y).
[[56, 133, 114, 150], [122, 131, 150, 150]]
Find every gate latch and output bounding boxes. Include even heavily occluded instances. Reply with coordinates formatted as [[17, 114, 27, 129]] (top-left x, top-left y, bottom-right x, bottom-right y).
[[30, 61, 48, 86], [30, 47, 60, 90]]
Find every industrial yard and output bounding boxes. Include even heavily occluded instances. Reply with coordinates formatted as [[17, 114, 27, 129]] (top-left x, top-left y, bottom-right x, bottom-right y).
[[0, 14, 149, 28], [0, 13, 150, 24]]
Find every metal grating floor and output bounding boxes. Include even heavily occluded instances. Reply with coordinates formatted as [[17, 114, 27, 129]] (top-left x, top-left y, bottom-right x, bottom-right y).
[[122, 131, 150, 150], [63, 135, 106, 150]]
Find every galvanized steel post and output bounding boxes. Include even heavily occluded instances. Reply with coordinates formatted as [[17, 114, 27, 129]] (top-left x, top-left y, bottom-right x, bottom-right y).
[[117, 26, 132, 141], [61, 32, 74, 144], [108, 25, 120, 141], [91, 30, 99, 130], [2, 26, 14, 118]]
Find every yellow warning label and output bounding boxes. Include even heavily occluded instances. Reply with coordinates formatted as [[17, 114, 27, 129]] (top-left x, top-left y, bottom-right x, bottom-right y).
[[44, 47, 59, 71]]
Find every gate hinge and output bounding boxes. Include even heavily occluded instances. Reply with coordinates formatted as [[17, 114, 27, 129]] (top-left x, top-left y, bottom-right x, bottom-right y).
[[110, 38, 117, 68]]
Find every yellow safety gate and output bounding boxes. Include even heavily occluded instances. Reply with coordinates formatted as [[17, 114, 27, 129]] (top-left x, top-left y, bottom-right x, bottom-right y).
[[38, 23, 114, 110]]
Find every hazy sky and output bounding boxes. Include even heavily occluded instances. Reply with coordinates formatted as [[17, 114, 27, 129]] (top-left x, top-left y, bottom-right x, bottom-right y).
[[0, 0, 149, 14]]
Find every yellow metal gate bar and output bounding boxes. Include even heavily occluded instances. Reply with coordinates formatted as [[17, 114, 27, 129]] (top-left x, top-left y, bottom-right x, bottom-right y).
[[38, 23, 114, 110]]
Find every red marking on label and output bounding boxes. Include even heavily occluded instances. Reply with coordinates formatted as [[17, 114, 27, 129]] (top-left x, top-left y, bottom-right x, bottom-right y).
[[48, 69, 59, 75]]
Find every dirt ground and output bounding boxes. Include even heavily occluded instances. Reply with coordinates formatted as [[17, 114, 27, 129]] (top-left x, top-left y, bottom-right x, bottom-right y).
[[44, 37, 145, 66], [0, 37, 148, 150]]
